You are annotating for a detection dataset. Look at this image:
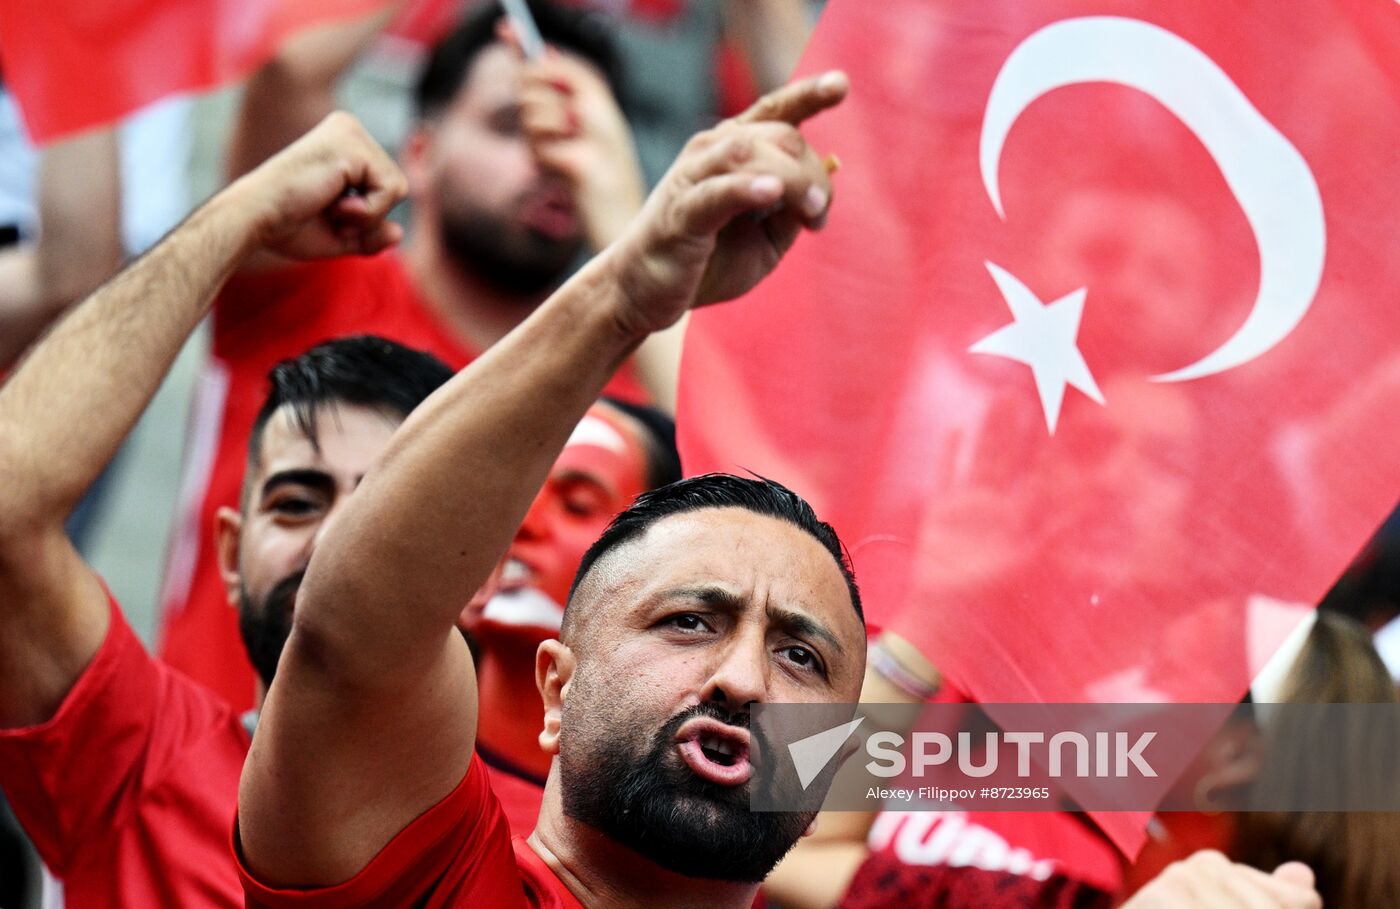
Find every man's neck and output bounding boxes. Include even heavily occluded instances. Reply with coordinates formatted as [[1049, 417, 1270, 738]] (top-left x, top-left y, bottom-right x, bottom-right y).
[[528, 775, 760, 909], [404, 228, 545, 354]]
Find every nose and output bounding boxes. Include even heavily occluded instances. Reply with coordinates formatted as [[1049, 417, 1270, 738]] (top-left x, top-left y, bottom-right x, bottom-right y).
[[700, 626, 770, 715]]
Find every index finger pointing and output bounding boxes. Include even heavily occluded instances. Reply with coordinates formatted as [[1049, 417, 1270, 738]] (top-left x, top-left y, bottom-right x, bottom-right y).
[[732, 70, 850, 127]]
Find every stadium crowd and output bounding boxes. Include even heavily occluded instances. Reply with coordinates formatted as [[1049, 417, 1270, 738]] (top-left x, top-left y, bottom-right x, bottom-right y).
[[1, 1, 1397, 907]]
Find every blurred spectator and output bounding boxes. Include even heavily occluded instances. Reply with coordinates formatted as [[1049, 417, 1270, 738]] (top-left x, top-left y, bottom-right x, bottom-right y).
[[1234, 611, 1400, 908], [158, 0, 654, 711], [386, 0, 822, 184]]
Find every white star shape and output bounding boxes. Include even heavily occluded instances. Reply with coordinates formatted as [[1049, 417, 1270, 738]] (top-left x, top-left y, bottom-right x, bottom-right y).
[[969, 261, 1105, 434]]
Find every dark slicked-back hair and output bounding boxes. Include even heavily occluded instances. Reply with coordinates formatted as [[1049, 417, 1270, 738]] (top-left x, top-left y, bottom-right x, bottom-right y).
[[566, 473, 864, 622], [246, 336, 454, 481], [415, 0, 622, 120], [600, 395, 681, 491]]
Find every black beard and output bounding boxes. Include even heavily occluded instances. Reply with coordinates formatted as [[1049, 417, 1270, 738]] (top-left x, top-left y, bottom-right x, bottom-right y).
[[560, 702, 814, 883], [238, 571, 300, 689], [438, 207, 580, 298]]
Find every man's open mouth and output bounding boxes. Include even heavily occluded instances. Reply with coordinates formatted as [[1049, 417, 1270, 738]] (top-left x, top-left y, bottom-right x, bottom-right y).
[[675, 717, 753, 786]]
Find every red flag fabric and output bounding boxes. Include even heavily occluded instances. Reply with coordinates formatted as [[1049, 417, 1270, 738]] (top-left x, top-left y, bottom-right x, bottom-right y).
[[384, 0, 689, 50], [0, 0, 389, 142], [678, 0, 1400, 854]]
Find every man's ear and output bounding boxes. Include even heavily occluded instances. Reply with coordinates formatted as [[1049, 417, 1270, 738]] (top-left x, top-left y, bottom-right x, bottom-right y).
[[536, 639, 576, 755], [216, 506, 243, 608]]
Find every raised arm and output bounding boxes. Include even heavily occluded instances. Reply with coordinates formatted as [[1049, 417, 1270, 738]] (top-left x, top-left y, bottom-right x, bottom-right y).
[[238, 71, 850, 887], [0, 112, 406, 729], [0, 128, 122, 369]]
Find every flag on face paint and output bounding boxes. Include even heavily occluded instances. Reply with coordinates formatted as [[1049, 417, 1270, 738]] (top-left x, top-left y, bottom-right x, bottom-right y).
[[0, 0, 391, 142], [677, 0, 1400, 855]]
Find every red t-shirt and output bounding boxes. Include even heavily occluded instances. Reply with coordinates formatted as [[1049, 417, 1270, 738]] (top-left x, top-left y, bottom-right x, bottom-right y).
[[237, 757, 580, 908], [157, 254, 649, 711], [483, 760, 545, 838], [837, 810, 1119, 909], [0, 598, 250, 908]]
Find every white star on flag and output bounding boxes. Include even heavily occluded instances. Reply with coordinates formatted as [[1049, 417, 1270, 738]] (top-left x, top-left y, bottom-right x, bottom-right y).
[[969, 261, 1105, 433]]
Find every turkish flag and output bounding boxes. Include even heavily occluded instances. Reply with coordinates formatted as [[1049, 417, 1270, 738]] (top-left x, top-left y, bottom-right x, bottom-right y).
[[0, 0, 390, 143], [678, 0, 1400, 854]]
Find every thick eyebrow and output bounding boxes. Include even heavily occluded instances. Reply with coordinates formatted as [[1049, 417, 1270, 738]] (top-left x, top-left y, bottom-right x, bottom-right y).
[[767, 605, 845, 657], [663, 585, 845, 656], [259, 468, 335, 502]]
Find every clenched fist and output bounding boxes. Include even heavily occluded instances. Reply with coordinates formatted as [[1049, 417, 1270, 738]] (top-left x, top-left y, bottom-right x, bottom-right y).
[[228, 111, 408, 261]]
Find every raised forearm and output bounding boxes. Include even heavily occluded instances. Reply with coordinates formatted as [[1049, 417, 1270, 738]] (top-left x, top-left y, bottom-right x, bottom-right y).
[[0, 189, 260, 535], [297, 254, 641, 677]]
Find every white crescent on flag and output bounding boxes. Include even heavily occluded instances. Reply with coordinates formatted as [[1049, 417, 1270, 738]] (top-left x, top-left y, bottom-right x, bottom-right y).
[[974, 16, 1327, 431]]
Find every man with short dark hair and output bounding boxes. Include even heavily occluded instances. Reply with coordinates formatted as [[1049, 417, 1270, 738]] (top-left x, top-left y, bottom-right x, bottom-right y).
[[161, 0, 654, 708], [223, 335, 458, 693]]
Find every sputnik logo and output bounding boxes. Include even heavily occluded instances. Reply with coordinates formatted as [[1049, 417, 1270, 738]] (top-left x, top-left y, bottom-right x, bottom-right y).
[[970, 16, 1327, 433], [789, 717, 865, 790]]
